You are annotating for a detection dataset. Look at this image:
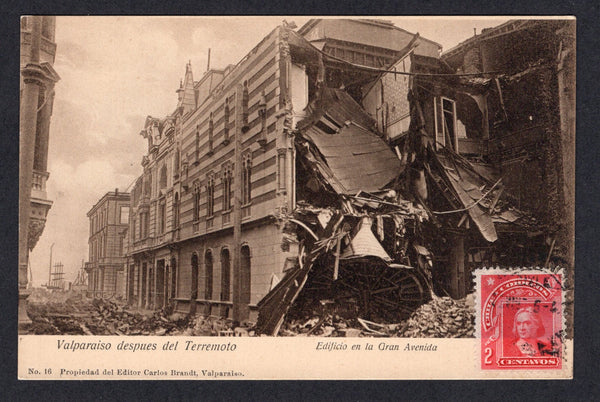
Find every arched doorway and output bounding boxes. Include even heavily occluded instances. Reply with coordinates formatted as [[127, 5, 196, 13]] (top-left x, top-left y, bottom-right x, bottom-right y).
[[140, 262, 147, 308], [191, 254, 198, 299], [170, 257, 177, 300], [204, 250, 213, 300], [220, 248, 231, 317], [241, 245, 251, 306], [156, 259, 165, 309]]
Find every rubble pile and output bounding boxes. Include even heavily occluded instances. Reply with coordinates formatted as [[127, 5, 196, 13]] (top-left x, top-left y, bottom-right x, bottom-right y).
[[275, 293, 475, 338], [25, 289, 197, 336], [24, 288, 475, 338], [279, 314, 359, 337], [188, 316, 252, 337], [396, 295, 475, 338]]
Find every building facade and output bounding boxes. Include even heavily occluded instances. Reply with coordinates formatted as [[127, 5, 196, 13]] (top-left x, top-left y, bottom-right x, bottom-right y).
[[19, 16, 60, 325], [85, 190, 130, 298], [125, 19, 440, 323]]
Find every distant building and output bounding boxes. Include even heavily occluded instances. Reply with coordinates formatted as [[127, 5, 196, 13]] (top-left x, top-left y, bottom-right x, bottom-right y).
[[85, 190, 130, 298], [19, 16, 60, 325]]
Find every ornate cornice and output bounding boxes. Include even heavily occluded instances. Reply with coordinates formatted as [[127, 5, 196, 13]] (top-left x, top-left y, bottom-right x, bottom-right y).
[[28, 217, 46, 251]]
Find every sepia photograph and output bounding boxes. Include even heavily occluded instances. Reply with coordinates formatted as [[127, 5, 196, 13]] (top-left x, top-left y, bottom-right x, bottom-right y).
[[18, 16, 575, 380]]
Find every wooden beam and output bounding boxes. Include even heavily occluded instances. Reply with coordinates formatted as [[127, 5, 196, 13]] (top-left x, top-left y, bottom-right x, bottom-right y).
[[333, 235, 341, 280]]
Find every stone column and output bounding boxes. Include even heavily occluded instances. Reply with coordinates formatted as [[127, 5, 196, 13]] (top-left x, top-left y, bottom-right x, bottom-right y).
[[18, 16, 44, 328], [19, 16, 43, 291], [33, 85, 54, 172]]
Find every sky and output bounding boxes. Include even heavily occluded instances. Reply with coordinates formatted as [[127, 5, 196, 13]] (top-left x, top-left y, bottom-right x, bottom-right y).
[[28, 16, 509, 286]]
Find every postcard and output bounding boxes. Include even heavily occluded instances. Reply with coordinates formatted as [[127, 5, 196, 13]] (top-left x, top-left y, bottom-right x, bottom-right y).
[[18, 16, 574, 380]]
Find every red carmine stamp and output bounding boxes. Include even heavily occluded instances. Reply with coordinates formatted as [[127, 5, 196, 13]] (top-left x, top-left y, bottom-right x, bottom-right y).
[[477, 270, 564, 370]]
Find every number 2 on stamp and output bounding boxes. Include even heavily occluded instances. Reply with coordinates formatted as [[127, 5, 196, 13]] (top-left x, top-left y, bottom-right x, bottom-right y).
[[484, 347, 493, 365]]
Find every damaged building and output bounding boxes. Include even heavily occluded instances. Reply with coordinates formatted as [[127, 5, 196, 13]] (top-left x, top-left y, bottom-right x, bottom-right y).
[[360, 19, 575, 299], [123, 18, 574, 335]]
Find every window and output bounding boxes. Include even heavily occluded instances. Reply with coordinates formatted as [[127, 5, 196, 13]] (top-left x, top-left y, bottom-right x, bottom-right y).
[[118, 236, 124, 256], [193, 185, 201, 221], [222, 164, 232, 211], [195, 125, 200, 163], [144, 174, 152, 197], [242, 153, 252, 205], [120, 206, 130, 224], [257, 90, 267, 146], [133, 180, 141, 205], [41, 17, 53, 40], [208, 112, 214, 153], [223, 97, 230, 144], [242, 80, 249, 128], [143, 212, 149, 238], [277, 149, 286, 191], [206, 174, 215, 217], [138, 214, 142, 239], [158, 200, 166, 234], [173, 192, 180, 229], [174, 149, 180, 179], [100, 234, 105, 258], [159, 165, 167, 190], [434, 97, 457, 151]]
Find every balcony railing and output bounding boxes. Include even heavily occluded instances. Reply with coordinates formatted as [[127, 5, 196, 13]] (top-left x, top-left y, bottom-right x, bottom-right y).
[[154, 232, 172, 246], [31, 170, 49, 197], [131, 237, 153, 252]]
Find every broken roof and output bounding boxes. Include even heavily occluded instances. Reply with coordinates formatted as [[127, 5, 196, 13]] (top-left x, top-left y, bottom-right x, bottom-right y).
[[297, 19, 442, 57], [432, 148, 498, 242], [298, 88, 403, 195]]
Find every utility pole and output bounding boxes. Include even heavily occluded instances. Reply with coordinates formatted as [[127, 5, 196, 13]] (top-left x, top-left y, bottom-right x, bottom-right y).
[[232, 84, 247, 324], [48, 242, 55, 287]]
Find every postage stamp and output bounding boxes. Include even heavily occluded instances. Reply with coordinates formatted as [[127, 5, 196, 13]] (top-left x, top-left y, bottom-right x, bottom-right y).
[[476, 269, 564, 370]]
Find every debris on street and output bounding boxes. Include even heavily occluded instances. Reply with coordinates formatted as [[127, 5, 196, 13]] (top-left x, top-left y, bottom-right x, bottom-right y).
[[396, 295, 475, 338], [26, 289, 198, 336]]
